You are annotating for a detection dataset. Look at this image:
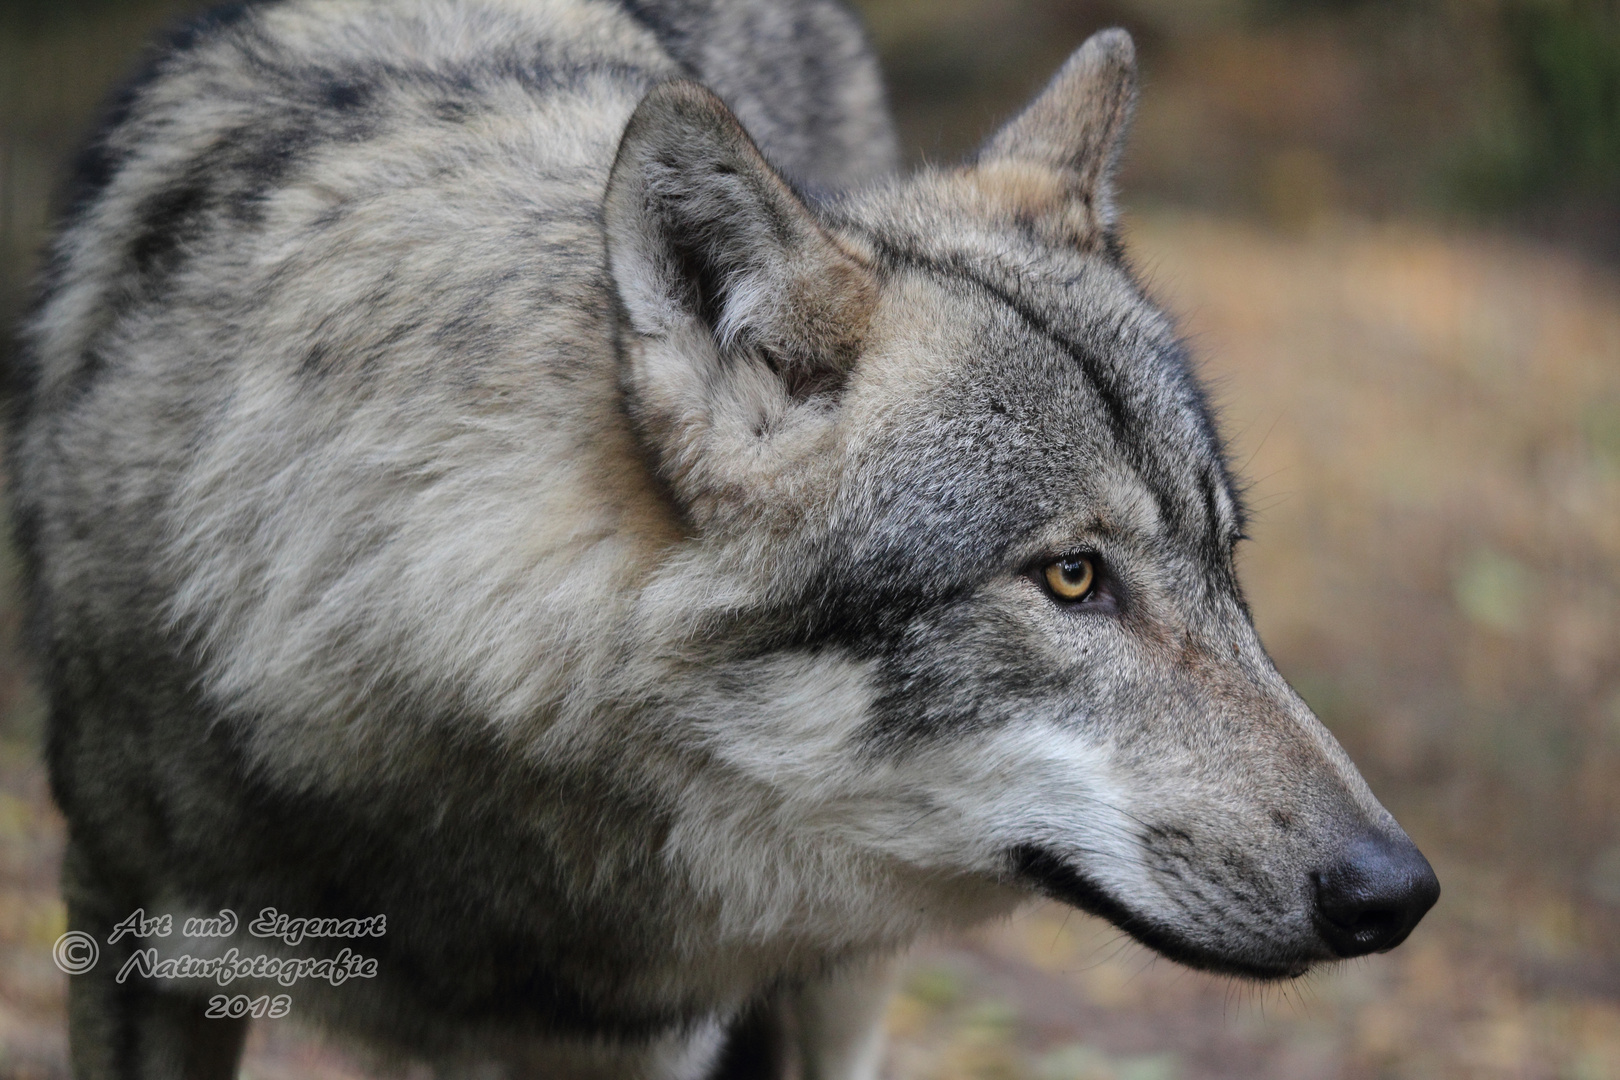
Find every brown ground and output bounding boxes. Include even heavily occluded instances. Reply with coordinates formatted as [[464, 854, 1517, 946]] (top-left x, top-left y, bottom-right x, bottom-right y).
[[0, 208, 1615, 1078]]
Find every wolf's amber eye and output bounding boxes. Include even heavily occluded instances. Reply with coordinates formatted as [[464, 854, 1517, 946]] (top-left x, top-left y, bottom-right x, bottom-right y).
[[1043, 556, 1096, 602]]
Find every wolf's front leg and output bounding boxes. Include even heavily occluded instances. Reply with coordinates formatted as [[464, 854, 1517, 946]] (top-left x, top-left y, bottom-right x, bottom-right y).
[[793, 957, 902, 1080], [62, 842, 248, 1080], [68, 974, 247, 1080]]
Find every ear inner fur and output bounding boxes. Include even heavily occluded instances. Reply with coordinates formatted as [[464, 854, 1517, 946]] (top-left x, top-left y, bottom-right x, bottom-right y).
[[603, 80, 877, 376]]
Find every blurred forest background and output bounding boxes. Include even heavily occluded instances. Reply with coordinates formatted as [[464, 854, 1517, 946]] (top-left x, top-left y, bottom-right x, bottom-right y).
[[1, 0, 1618, 1077]]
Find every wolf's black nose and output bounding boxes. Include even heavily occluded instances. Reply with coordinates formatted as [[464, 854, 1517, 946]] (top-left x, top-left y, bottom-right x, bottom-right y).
[[1312, 831, 1440, 957]]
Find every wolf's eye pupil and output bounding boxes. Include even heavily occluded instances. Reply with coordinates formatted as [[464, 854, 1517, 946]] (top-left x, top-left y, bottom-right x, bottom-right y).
[[1044, 557, 1096, 602]]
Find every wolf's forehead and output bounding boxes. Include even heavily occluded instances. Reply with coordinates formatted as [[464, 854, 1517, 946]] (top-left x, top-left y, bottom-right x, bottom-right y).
[[851, 256, 1239, 552]]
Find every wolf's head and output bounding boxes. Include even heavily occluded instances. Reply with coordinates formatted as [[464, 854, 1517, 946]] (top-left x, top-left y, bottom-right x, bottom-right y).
[[603, 29, 1437, 980]]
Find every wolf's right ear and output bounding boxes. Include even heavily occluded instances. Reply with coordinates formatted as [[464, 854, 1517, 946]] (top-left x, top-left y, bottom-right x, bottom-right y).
[[975, 29, 1138, 231], [603, 81, 876, 380]]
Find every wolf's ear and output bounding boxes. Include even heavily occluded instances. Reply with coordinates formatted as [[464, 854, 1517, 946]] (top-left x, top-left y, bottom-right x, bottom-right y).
[[603, 82, 877, 528], [976, 28, 1137, 229], [603, 81, 876, 380]]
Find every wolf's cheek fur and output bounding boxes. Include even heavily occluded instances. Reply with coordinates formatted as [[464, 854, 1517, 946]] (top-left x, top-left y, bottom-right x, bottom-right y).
[[817, 569, 1391, 977]]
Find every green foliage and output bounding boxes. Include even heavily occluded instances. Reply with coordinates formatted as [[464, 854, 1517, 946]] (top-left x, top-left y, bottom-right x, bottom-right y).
[[0, 0, 144, 33], [1458, 0, 1620, 206], [1451, 547, 1532, 635]]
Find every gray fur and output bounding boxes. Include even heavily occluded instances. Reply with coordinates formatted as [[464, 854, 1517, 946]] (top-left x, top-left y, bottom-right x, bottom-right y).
[[11, 5, 1432, 1079]]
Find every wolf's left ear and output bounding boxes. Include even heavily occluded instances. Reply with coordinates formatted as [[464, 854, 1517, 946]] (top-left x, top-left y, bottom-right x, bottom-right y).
[[603, 81, 876, 379], [976, 28, 1138, 229]]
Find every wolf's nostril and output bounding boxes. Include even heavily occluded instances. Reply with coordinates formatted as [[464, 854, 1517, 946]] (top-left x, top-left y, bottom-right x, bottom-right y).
[[1312, 830, 1440, 958]]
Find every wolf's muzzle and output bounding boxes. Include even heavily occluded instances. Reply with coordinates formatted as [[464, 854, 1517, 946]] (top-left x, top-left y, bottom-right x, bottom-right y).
[[1311, 830, 1441, 957]]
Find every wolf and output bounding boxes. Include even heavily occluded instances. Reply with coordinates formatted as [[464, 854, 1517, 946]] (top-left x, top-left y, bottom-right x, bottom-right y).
[[11, 0, 1439, 1077]]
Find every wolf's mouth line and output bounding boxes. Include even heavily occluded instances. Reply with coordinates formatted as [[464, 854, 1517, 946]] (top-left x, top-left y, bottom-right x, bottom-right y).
[[1007, 844, 1313, 981]]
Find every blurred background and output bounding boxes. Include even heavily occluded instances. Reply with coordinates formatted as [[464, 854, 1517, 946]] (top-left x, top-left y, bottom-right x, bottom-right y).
[[1, 0, 1617, 1077]]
